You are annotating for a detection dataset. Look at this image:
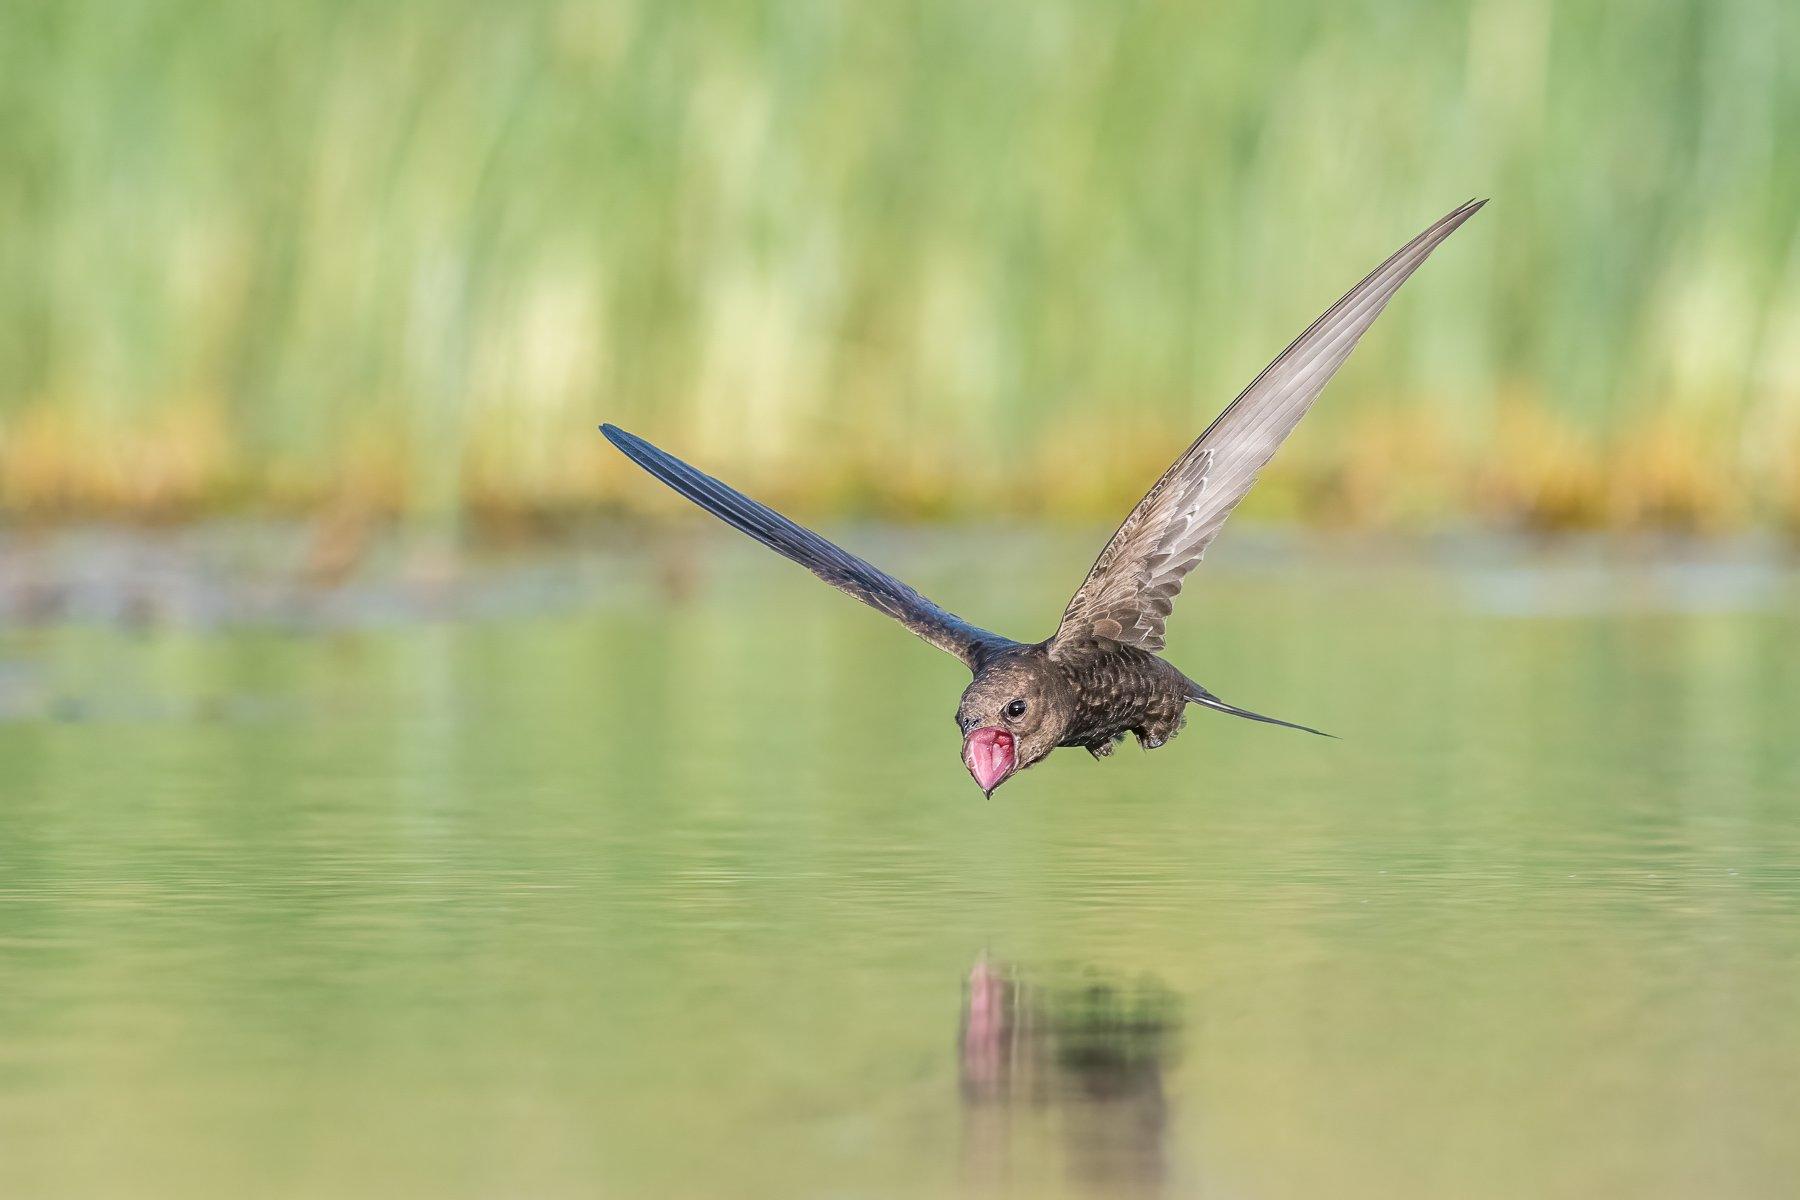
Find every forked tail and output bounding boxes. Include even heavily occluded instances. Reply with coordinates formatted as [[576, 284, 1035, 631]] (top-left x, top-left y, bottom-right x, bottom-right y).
[[1186, 681, 1334, 738]]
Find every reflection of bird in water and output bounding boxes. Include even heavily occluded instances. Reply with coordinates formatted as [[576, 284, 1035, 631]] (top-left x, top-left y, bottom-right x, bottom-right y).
[[959, 955, 1183, 1196], [602, 201, 1483, 796]]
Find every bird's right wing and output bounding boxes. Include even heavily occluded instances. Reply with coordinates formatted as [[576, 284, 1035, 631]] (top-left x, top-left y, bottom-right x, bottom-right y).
[[1051, 199, 1485, 654], [602, 425, 1019, 672]]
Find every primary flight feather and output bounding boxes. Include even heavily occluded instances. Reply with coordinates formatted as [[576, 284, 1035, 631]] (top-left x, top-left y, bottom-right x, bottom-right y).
[[603, 199, 1484, 795]]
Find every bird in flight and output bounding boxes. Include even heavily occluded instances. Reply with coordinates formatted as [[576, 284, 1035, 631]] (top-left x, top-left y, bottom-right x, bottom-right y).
[[603, 199, 1483, 796]]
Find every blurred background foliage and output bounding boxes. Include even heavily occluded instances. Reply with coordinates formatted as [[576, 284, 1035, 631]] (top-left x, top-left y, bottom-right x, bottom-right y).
[[1, 0, 1798, 531]]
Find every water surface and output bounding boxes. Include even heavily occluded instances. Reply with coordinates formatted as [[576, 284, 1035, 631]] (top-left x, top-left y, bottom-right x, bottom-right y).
[[2, 532, 1797, 1198]]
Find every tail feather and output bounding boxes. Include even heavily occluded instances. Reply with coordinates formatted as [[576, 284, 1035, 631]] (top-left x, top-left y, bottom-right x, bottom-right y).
[[1187, 683, 1334, 738]]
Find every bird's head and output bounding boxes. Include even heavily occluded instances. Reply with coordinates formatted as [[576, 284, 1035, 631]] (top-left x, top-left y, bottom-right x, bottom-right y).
[[955, 653, 1071, 797]]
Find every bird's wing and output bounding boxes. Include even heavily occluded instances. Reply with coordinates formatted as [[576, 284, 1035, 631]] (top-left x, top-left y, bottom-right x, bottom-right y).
[[1050, 199, 1485, 654], [602, 424, 1019, 672]]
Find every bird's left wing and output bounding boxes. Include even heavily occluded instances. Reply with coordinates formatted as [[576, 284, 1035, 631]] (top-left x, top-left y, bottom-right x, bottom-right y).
[[602, 425, 1019, 672], [1051, 199, 1485, 654]]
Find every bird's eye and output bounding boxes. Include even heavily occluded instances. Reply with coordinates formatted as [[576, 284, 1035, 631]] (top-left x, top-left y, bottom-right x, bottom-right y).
[[1004, 698, 1028, 721]]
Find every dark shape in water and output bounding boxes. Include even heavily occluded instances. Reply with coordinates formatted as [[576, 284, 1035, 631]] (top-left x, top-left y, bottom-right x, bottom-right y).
[[960, 956, 1183, 1193], [602, 200, 1485, 795]]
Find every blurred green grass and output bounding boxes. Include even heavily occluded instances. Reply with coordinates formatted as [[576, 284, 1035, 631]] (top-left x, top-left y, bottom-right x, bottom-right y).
[[1, 0, 1798, 530]]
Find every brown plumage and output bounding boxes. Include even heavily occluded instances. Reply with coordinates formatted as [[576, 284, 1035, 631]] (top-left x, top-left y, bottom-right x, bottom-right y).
[[603, 200, 1483, 795]]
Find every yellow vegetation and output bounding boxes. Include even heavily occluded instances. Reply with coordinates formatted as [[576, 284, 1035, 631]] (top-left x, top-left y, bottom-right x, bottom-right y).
[[2, 393, 1793, 535]]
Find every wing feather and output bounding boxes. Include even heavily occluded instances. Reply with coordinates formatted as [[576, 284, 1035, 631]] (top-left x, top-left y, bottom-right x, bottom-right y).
[[1052, 199, 1485, 653], [602, 424, 1017, 671]]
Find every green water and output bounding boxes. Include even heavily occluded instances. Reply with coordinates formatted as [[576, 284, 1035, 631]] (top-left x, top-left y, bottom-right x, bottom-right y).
[[2, 534, 1798, 1198]]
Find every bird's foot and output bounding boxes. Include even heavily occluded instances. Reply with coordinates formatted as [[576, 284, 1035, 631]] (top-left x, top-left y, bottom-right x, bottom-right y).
[[1088, 731, 1129, 759]]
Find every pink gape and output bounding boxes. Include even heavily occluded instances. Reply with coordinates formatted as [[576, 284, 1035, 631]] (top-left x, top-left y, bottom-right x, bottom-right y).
[[963, 728, 1015, 796]]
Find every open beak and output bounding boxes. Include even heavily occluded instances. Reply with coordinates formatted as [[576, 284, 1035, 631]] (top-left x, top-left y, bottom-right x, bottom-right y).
[[962, 727, 1016, 797]]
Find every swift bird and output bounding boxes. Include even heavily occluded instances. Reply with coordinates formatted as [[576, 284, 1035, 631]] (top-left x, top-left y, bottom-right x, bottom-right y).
[[603, 199, 1483, 796]]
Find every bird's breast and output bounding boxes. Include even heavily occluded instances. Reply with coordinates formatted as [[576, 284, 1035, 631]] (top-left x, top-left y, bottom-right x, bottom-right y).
[[1057, 650, 1184, 746]]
